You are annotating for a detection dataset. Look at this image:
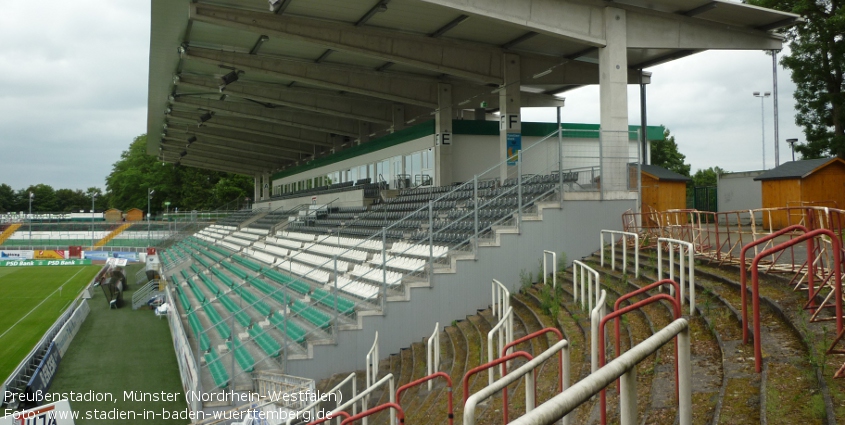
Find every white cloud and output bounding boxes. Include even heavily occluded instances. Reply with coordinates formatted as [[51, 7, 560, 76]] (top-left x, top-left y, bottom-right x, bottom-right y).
[[0, 1, 805, 194], [0, 1, 150, 191]]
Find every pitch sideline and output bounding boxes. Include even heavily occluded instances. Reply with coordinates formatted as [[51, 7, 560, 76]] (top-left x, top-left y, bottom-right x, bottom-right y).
[[0, 267, 88, 341]]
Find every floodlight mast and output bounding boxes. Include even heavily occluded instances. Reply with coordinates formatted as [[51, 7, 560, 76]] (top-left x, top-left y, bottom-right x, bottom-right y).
[[753, 91, 771, 170], [148, 189, 155, 247]]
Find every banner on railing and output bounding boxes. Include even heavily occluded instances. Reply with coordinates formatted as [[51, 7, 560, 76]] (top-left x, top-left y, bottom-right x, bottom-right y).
[[0, 250, 34, 260], [53, 301, 90, 357], [0, 259, 91, 267], [25, 342, 62, 401], [34, 250, 68, 260], [81, 251, 139, 262]]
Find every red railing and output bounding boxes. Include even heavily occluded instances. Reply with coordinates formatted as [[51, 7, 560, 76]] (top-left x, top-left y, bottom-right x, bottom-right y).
[[462, 351, 534, 424], [395, 372, 453, 425], [613, 279, 681, 366], [739, 224, 809, 345], [599, 294, 681, 425], [339, 402, 405, 425], [749, 229, 842, 373], [306, 410, 351, 425], [502, 328, 565, 392]]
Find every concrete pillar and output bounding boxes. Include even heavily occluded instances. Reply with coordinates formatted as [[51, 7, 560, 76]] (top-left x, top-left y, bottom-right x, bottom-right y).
[[434, 83, 453, 186], [599, 7, 630, 196], [499, 53, 521, 182], [358, 122, 372, 145], [253, 176, 260, 203], [392, 104, 406, 132]]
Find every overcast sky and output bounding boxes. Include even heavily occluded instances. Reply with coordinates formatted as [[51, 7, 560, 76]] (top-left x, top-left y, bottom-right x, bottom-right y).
[[0, 2, 803, 192]]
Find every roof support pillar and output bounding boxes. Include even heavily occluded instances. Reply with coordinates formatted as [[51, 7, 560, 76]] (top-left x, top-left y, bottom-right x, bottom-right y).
[[262, 173, 271, 200], [359, 122, 372, 145], [435, 83, 453, 186], [499, 53, 521, 182], [254, 176, 261, 204], [599, 7, 630, 196], [392, 104, 407, 132]]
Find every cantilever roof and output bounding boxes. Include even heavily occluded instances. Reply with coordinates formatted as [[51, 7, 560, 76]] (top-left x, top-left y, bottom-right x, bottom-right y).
[[148, 0, 800, 176]]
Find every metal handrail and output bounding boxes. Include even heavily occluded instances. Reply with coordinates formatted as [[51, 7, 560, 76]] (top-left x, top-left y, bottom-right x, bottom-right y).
[[599, 293, 681, 425], [426, 322, 440, 391], [572, 260, 600, 311], [286, 372, 357, 425], [464, 339, 571, 425], [657, 237, 696, 316], [396, 372, 453, 425], [542, 250, 557, 288], [590, 290, 607, 373], [487, 306, 514, 385], [600, 230, 639, 278], [509, 319, 691, 425]]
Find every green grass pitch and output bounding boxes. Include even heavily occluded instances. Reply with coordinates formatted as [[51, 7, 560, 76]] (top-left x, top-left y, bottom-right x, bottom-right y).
[[0, 265, 101, 382]]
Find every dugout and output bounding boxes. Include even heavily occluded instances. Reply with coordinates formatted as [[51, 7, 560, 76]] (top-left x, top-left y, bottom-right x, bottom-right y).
[[754, 157, 845, 228]]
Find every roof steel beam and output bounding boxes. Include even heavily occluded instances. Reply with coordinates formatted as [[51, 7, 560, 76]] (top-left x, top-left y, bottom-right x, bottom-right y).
[[185, 46, 442, 108], [416, 0, 789, 50], [176, 74, 398, 125], [166, 113, 327, 153], [171, 95, 363, 138], [190, 3, 508, 84], [160, 150, 274, 173], [161, 137, 299, 163], [167, 127, 314, 159]]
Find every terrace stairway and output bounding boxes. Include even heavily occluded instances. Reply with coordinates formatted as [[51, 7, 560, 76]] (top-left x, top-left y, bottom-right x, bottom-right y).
[[310, 246, 841, 424], [0, 223, 22, 245], [95, 223, 132, 247]]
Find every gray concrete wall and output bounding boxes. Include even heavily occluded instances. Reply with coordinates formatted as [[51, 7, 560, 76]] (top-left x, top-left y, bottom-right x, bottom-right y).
[[284, 199, 635, 380], [256, 189, 366, 212], [718, 170, 763, 213]]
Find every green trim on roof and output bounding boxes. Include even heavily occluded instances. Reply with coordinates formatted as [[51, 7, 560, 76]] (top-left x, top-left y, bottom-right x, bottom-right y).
[[272, 120, 435, 180], [272, 120, 665, 181]]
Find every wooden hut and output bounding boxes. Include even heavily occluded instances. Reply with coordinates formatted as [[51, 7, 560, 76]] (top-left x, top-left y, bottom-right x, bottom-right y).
[[125, 208, 144, 222], [754, 157, 845, 228], [104, 208, 123, 223], [634, 163, 690, 209]]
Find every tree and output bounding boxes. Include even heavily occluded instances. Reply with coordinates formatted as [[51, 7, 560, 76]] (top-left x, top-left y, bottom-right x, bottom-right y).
[[105, 134, 253, 214], [749, 0, 845, 159], [650, 128, 691, 177], [0, 184, 15, 213], [691, 167, 726, 188]]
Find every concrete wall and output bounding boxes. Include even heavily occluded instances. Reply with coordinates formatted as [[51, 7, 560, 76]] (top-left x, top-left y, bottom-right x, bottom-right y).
[[272, 135, 434, 187], [284, 198, 636, 380], [256, 189, 367, 212], [717, 170, 763, 213], [451, 134, 640, 183]]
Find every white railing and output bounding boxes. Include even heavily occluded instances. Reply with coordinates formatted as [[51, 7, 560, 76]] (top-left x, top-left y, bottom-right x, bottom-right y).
[[285, 372, 356, 425], [464, 339, 572, 425], [657, 238, 696, 316], [543, 250, 557, 288], [329, 373, 396, 425], [426, 322, 440, 391], [492, 279, 511, 319], [509, 319, 692, 425], [487, 306, 514, 385], [591, 289, 607, 373], [600, 230, 639, 278], [572, 260, 600, 311], [364, 331, 378, 425]]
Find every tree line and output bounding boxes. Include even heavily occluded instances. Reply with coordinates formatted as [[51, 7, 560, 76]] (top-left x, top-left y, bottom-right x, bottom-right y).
[[0, 134, 253, 215]]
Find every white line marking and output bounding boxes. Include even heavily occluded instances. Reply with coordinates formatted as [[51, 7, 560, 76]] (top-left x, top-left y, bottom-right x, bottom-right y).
[[0, 268, 87, 341]]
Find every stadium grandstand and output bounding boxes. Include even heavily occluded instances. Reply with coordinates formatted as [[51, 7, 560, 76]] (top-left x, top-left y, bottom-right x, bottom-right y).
[[14, 0, 845, 424]]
